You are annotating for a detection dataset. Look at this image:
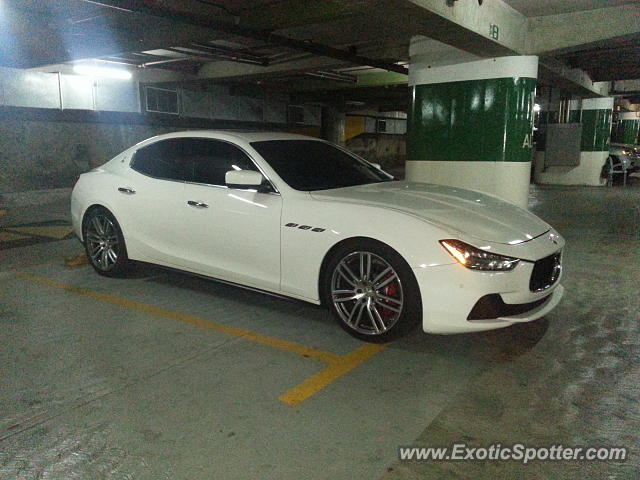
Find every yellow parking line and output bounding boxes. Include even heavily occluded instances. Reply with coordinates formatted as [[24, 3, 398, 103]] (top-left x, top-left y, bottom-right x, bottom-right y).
[[17, 272, 387, 405], [0, 209, 7, 216], [279, 343, 386, 406], [17, 272, 340, 364]]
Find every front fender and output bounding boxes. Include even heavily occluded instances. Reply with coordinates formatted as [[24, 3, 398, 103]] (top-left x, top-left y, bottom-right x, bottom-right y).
[[280, 195, 456, 302]]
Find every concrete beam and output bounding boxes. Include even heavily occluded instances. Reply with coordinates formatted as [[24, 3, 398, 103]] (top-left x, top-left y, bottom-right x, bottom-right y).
[[398, 2, 615, 98], [405, 0, 526, 54], [196, 56, 348, 82], [192, 43, 408, 84], [538, 58, 610, 98], [527, 5, 640, 55], [611, 80, 640, 96]]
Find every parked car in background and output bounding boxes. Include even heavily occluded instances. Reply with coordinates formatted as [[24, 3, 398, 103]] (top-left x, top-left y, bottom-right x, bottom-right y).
[[604, 145, 639, 186], [71, 131, 565, 342], [610, 145, 638, 171]]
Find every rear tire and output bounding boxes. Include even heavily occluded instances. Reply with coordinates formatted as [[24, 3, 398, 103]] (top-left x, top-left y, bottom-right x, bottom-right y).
[[322, 239, 421, 342], [83, 207, 130, 277]]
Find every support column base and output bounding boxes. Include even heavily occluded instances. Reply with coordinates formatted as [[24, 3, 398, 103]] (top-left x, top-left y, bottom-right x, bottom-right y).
[[533, 152, 608, 186], [405, 160, 531, 209]]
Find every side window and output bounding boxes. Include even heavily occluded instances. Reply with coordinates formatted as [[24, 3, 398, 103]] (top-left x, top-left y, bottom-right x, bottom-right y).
[[188, 139, 258, 186], [131, 139, 188, 181]]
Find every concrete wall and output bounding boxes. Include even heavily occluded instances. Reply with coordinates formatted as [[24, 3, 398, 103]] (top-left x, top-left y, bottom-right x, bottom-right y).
[[0, 111, 331, 194], [0, 117, 176, 192], [0, 65, 323, 194], [346, 133, 407, 177]]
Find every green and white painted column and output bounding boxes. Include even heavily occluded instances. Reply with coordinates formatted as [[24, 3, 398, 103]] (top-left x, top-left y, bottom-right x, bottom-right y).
[[534, 97, 614, 186], [406, 55, 538, 209], [613, 111, 640, 145]]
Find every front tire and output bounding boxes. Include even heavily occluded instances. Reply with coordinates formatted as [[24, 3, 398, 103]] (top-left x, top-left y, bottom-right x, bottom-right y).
[[322, 239, 421, 342], [83, 207, 130, 277]]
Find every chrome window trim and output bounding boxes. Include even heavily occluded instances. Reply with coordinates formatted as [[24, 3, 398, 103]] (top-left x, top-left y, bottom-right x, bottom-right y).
[[249, 138, 394, 192], [184, 181, 281, 196], [129, 136, 280, 195]]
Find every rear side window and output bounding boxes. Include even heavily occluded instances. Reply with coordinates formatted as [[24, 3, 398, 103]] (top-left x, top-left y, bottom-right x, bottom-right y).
[[189, 139, 257, 186], [131, 139, 189, 181], [131, 138, 258, 186]]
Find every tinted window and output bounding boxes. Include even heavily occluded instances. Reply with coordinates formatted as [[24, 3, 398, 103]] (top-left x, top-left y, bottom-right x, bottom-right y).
[[131, 139, 189, 181], [188, 139, 257, 186], [131, 138, 258, 185], [250, 140, 393, 191]]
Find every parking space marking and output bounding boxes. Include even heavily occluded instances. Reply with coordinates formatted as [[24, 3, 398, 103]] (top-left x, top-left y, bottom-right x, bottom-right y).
[[7, 225, 73, 239], [0, 231, 29, 242], [279, 343, 386, 406], [17, 272, 340, 364], [17, 272, 387, 406], [16, 272, 386, 406]]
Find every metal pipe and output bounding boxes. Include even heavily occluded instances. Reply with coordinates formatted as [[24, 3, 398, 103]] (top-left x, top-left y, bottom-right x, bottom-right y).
[[140, 57, 195, 67], [166, 47, 267, 66], [305, 71, 357, 83], [189, 42, 267, 63]]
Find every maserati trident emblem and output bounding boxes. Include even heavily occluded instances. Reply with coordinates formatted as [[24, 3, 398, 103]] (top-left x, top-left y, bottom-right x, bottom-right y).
[[549, 233, 559, 245]]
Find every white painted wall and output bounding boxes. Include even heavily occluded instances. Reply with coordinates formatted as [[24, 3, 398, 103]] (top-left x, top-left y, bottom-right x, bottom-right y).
[[406, 160, 532, 209], [0, 66, 320, 125], [533, 151, 608, 186]]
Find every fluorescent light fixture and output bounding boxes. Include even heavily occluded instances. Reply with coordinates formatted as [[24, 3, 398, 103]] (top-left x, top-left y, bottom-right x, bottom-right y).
[[73, 64, 132, 80], [533, 103, 541, 112]]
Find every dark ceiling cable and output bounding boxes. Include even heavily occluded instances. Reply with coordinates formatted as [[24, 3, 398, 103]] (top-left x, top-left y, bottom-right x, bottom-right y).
[[192, 0, 237, 17]]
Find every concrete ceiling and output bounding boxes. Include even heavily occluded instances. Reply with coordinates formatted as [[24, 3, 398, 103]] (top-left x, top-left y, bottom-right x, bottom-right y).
[[1, 0, 639, 107], [504, 0, 636, 17], [553, 33, 640, 82]]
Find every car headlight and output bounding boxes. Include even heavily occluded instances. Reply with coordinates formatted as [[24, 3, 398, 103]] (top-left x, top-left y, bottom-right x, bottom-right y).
[[440, 239, 520, 271]]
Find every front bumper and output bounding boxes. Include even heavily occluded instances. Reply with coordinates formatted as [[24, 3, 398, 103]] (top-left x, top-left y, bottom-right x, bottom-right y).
[[414, 246, 564, 334]]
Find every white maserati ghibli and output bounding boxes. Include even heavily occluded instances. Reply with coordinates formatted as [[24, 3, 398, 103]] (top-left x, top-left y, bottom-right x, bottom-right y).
[[71, 131, 565, 342]]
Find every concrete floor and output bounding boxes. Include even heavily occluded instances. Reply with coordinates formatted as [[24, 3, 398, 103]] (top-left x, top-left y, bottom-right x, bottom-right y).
[[1, 183, 638, 479]]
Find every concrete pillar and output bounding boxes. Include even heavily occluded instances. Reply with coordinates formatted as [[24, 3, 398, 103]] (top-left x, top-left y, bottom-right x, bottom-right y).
[[613, 111, 640, 145], [321, 107, 345, 145], [537, 87, 561, 125], [534, 97, 614, 186], [568, 99, 582, 123], [406, 55, 538, 209]]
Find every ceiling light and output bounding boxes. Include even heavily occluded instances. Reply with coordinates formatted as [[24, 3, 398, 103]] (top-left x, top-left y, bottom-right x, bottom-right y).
[[73, 64, 132, 80]]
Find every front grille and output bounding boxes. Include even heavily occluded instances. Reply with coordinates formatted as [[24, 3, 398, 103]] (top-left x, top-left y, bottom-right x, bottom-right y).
[[529, 252, 562, 292]]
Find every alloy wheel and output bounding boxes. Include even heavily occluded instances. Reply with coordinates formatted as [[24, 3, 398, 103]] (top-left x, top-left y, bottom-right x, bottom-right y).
[[85, 214, 119, 272], [330, 251, 404, 335]]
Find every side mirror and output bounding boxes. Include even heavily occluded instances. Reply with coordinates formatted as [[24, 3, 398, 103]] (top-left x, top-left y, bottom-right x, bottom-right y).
[[225, 170, 265, 190]]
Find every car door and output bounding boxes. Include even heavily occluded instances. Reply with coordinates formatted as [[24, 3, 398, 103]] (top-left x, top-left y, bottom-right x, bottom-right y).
[[120, 138, 188, 265], [180, 138, 282, 291]]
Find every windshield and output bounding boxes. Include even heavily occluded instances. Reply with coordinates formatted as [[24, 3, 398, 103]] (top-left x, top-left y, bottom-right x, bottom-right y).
[[250, 140, 394, 191]]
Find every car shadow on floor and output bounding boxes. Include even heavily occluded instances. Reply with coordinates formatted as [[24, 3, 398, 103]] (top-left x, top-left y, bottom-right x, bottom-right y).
[[123, 261, 551, 361], [392, 317, 550, 364], [129, 261, 333, 323]]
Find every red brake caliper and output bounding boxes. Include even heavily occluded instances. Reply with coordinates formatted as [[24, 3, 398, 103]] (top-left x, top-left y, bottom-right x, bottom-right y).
[[380, 273, 397, 318]]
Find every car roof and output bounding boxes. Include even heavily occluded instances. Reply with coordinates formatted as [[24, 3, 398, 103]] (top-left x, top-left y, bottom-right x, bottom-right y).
[[141, 130, 321, 144]]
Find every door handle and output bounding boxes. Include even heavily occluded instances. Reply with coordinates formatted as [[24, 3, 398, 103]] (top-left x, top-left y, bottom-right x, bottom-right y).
[[187, 200, 209, 208], [118, 187, 136, 195]]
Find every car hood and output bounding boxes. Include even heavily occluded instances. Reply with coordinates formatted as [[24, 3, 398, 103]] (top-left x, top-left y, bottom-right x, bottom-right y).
[[310, 181, 550, 245]]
